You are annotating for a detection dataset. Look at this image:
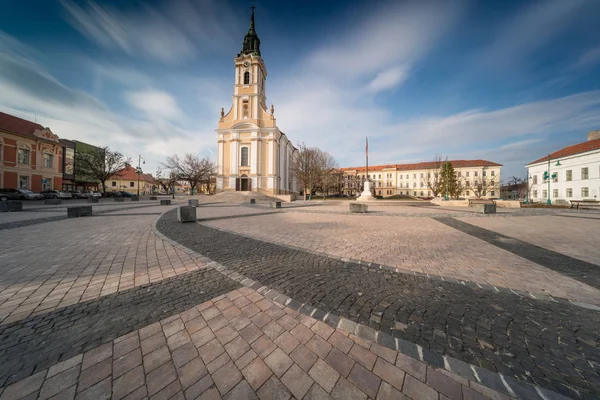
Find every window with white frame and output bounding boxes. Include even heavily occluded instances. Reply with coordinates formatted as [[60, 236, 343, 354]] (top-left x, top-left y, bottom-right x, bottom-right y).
[[491, 191, 495, 196], [491, 171, 495, 176], [43, 152, 53, 168], [533, 190, 537, 198], [483, 171, 487, 176], [582, 167, 589, 180], [19, 175, 29, 189], [566, 188, 572, 197], [466, 171, 470, 177], [533, 175, 538, 184], [543, 190, 547, 198], [566, 170, 572, 181], [17, 148, 30, 164], [582, 187, 589, 197], [474, 171, 478, 177], [240, 147, 249, 167], [553, 189, 558, 198]]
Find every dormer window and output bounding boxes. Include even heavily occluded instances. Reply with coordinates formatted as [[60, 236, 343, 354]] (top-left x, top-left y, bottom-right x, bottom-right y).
[[244, 71, 250, 85]]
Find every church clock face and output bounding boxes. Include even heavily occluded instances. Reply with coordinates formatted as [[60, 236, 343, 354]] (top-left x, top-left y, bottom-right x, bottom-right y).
[[243, 61, 250, 67]]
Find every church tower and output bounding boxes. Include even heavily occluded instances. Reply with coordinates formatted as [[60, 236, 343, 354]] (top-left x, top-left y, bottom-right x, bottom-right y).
[[216, 7, 297, 197]]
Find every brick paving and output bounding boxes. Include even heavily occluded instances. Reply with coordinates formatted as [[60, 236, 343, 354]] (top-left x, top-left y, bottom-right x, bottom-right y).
[[0, 288, 513, 400], [158, 209, 600, 398], [197, 205, 600, 304]]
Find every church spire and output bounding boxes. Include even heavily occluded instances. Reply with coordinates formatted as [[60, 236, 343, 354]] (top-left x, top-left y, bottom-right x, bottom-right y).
[[238, 6, 261, 57]]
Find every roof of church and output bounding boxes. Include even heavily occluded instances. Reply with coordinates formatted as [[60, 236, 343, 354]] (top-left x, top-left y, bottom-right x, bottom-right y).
[[238, 7, 261, 57], [527, 137, 600, 165], [340, 160, 502, 172]]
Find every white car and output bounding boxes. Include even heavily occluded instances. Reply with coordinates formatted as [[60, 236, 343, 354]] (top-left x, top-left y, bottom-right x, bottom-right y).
[[83, 190, 102, 198]]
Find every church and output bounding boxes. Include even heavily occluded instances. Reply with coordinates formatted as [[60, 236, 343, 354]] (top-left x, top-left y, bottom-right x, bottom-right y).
[[216, 8, 297, 197]]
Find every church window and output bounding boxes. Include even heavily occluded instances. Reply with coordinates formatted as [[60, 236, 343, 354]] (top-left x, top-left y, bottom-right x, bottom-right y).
[[241, 147, 249, 166], [244, 71, 250, 84]]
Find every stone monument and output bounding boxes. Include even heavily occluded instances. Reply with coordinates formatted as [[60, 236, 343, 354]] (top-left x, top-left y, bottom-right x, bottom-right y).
[[357, 137, 376, 202]]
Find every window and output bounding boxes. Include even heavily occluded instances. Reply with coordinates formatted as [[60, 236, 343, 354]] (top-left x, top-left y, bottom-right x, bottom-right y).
[[466, 171, 470, 177], [130, 182, 135, 187], [413, 191, 417, 196], [112, 182, 116, 187], [466, 191, 470, 196], [420, 173, 423, 178], [483, 171, 487, 177], [474, 171, 478, 177], [413, 174, 416, 179], [491, 171, 495, 176], [566, 170, 572, 181], [582, 167, 589, 180], [17, 148, 30, 164], [378, 174, 381, 179], [533, 190, 537, 198], [533, 175, 538, 184], [19, 175, 29, 189], [420, 191, 424, 196], [43, 153, 53, 168], [553, 189, 558, 198], [413, 182, 416, 188], [566, 188, 572, 197], [457, 171, 461, 177], [491, 191, 495, 197], [243, 71, 250, 84], [582, 187, 589, 197], [420, 182, 424, 188], [543, 190, 547, 198], [378, 190, 381, 195], [427, 173, 431, 178], [241, 147, 249, 167]]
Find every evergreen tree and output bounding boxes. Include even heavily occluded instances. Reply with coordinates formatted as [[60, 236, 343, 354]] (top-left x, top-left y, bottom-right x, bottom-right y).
[[438, 162, 459, 199]]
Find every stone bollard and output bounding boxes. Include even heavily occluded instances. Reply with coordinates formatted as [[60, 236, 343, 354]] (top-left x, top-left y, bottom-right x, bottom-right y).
[[250, 199, 256, 204], [67, 206, 93, 218], [0, 201, 23, 212], [177, 206, 196, 223], [114, 198, 125, 202], [349, 203, 368, 213], [188, 199, 198, 207], [270, 201, 281, 209], [161, 199, 171, 205], [87, 196, 99, 203], [474, 203, 496, 214], [45, 199, 62, 205]]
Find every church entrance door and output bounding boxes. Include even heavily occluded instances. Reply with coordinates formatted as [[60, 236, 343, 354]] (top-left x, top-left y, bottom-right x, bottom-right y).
[[240, 174, 250, 191]]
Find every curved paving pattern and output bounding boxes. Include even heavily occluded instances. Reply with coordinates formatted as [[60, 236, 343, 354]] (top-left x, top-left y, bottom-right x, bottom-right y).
[[157, 210, 600, 399]]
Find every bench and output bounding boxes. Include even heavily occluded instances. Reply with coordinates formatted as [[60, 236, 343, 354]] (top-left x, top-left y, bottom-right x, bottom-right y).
[[161, 199, 172, 205], [0, 201, 23, 212], [45, 199, 62, 205], [570, 200, 600, 209], [349, 203, 368, 213], [67, 206, 92, 218], [468, 198, 495, 206], [188, 199, 198, 207], [270, 201, 281, 209], [150, 196, 158, 200], [250, 199, 256, 205], [87, 196, 99, 203], [177, 206, 196, 223], [473, 203, 496, 214]]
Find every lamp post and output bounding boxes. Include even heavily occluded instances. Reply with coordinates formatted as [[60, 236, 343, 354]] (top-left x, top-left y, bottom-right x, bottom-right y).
[[136, 155, 145, 198], [526, 174, 531, 204], [444, 157, 449, 201], [545, 155, 561, 205]]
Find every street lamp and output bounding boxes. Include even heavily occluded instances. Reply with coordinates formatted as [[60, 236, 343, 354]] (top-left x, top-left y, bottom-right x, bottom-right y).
[[526, 174, 531, 204], [544, 154, 561, 205], [136, 155, 145, 198], [444, 157, 449, 201]]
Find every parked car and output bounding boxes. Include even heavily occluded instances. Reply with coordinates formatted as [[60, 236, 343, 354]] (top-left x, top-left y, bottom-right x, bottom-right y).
[[83, 190, 102, 198], [41, 190, 73, 199], [116, 191, 135, 198], [0, 191, 20, 201], [69, 190, 86, 199], [0, 188, 44, 200]]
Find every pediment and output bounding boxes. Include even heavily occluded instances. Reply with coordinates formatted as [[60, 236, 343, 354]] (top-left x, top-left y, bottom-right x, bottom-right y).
[[231, 122, 258, 130], [33, 128, 60, 143]]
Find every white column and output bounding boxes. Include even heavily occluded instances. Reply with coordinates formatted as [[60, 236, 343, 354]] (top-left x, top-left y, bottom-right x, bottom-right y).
[[268, 139, 274, 175], [217, 141, 224, 175], [251, 138, 258, 175], [235, 66, 239, 85], [230, 140, 239, 175]]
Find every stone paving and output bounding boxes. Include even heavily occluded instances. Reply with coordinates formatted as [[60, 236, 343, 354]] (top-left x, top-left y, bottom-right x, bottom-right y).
[[196, 205, 600, 304], [0, 287, 514, 400], [1, 199, 599, 399]]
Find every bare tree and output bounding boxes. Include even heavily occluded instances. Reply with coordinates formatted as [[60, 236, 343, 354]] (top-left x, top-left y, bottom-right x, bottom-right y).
[[156, 168, 178, 194], [163, 154, 215, 195], [424, 155, 444, 197], [74, 146, 129, 194], [290, 143, 337, 200], [462, 176, 498, 198]]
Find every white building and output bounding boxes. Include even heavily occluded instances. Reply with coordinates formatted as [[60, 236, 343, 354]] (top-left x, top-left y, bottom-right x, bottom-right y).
[[526, 130, 600, 203]]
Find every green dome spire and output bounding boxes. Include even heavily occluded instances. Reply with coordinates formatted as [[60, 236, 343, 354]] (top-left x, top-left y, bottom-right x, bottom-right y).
[[238, 6, 261, 57]]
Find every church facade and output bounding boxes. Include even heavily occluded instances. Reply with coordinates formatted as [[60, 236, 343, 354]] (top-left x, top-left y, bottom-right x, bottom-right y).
[[216, 9, 297, 197]]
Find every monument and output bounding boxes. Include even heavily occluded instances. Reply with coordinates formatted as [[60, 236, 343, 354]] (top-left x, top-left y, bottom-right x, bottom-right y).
[[357, 137, 376, 202]]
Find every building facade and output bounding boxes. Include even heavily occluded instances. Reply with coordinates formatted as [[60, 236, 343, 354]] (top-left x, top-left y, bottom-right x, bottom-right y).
[[527, 130, 600, 203], [216, 9, 297, 197], [0, 112, 63, 192], [106, 165, 156, 195], [341, 160, 502, 199], [60, 139, 102, 191]]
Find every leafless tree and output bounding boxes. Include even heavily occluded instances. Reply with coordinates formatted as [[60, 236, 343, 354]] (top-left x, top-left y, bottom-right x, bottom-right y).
[[290, 143, 338, 200], [424, 155, 444, 197], [74, 146, 129, 194], [163, 154, 215, 195], [461, 176, 498, 198], [156, 168, 178, 194]]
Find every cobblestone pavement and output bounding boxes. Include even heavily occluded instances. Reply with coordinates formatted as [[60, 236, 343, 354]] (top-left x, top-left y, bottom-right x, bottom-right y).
[[195, 205, 600, 304], [0, 288, 516, 400], [0, 206, 205, 325], [157, 209, 600, 398]]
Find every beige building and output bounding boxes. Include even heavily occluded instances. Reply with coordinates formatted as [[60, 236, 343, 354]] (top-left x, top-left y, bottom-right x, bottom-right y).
[[216, 8, 297, 196], [341, 160, 502, 199]]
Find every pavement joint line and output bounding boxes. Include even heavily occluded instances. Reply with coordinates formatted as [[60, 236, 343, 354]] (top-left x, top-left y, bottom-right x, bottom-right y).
[[193, 214, 600, 311], [150, 209, 573, 400]]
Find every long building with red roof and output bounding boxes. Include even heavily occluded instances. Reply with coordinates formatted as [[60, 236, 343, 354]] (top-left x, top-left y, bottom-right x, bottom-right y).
[[339, 159, 502, 199], [526, 130, 600, 204]]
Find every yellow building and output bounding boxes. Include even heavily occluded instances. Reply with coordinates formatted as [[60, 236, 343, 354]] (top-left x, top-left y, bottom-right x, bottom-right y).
[[106, 165, 156, 195], [216, 8, 297, 196]]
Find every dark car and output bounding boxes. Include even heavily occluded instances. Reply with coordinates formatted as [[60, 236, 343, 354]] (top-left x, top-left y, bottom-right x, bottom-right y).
[[118, 191, 135, 198], [0, 191, 20, 201], [0, 188, 44, 200], [41, 190, 73, 199], [69, 190, 86, 199]]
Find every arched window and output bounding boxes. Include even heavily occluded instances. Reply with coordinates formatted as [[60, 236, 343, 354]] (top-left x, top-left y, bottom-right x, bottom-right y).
[[244, 72, 250, 85], [241, 147, 249, 166]]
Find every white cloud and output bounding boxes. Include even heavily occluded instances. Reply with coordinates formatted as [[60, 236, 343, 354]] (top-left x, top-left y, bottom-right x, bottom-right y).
[[60, 0, 237, 63], [125, 90, 183, 120], [367, 66, 409, 93], [573, 46, 600, 69]]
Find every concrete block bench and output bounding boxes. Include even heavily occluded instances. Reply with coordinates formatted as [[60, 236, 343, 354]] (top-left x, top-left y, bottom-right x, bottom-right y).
[[473, 203, 496, 214], [188, 199, 198, 207], [270, 201, 281, 209], [161, 199, 171, 205], [350, 203, 368, 213], [0, 201, 23, 212], [131, 195, 139, 201], [250, 199, 256, 204], [87, 196, 99, 203], [177, 206, 196, 223], [45, 199, 62, 205], [67, 206, 93, 218], [149, 196, 158, 200], [114, 198, 125, 202]]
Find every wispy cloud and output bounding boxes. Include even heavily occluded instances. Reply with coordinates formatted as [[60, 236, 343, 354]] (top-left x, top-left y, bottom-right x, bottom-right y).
[[125, 90, 183, 121], [60, 0, 237, 63], [573, 46, 600, 69]]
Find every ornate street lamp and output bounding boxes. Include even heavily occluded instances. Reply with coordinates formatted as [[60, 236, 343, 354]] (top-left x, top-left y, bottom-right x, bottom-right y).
[[544, 155, 561, 205], [136, 155, 145, 198]]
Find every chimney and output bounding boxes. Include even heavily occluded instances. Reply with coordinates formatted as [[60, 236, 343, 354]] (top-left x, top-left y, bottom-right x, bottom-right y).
[[589, 130, 600, 141]]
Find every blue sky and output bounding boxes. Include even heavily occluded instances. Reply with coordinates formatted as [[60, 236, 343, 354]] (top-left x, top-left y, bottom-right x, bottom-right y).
[[1, 0, 600, 179]]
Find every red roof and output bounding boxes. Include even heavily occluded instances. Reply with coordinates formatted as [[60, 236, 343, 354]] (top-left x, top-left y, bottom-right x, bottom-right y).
[[110, 165, 155, 182], [527, 138, 600, 165], [0, 111, 44, 138], [340, 159, 502, 173]]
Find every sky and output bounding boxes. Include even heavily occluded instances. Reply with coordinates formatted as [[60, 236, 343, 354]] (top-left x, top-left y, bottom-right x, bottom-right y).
[[1, 0, 600, 180]]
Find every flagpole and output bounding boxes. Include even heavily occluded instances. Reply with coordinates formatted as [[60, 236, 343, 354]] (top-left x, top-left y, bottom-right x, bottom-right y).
[[366, 137, 369, 179]]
